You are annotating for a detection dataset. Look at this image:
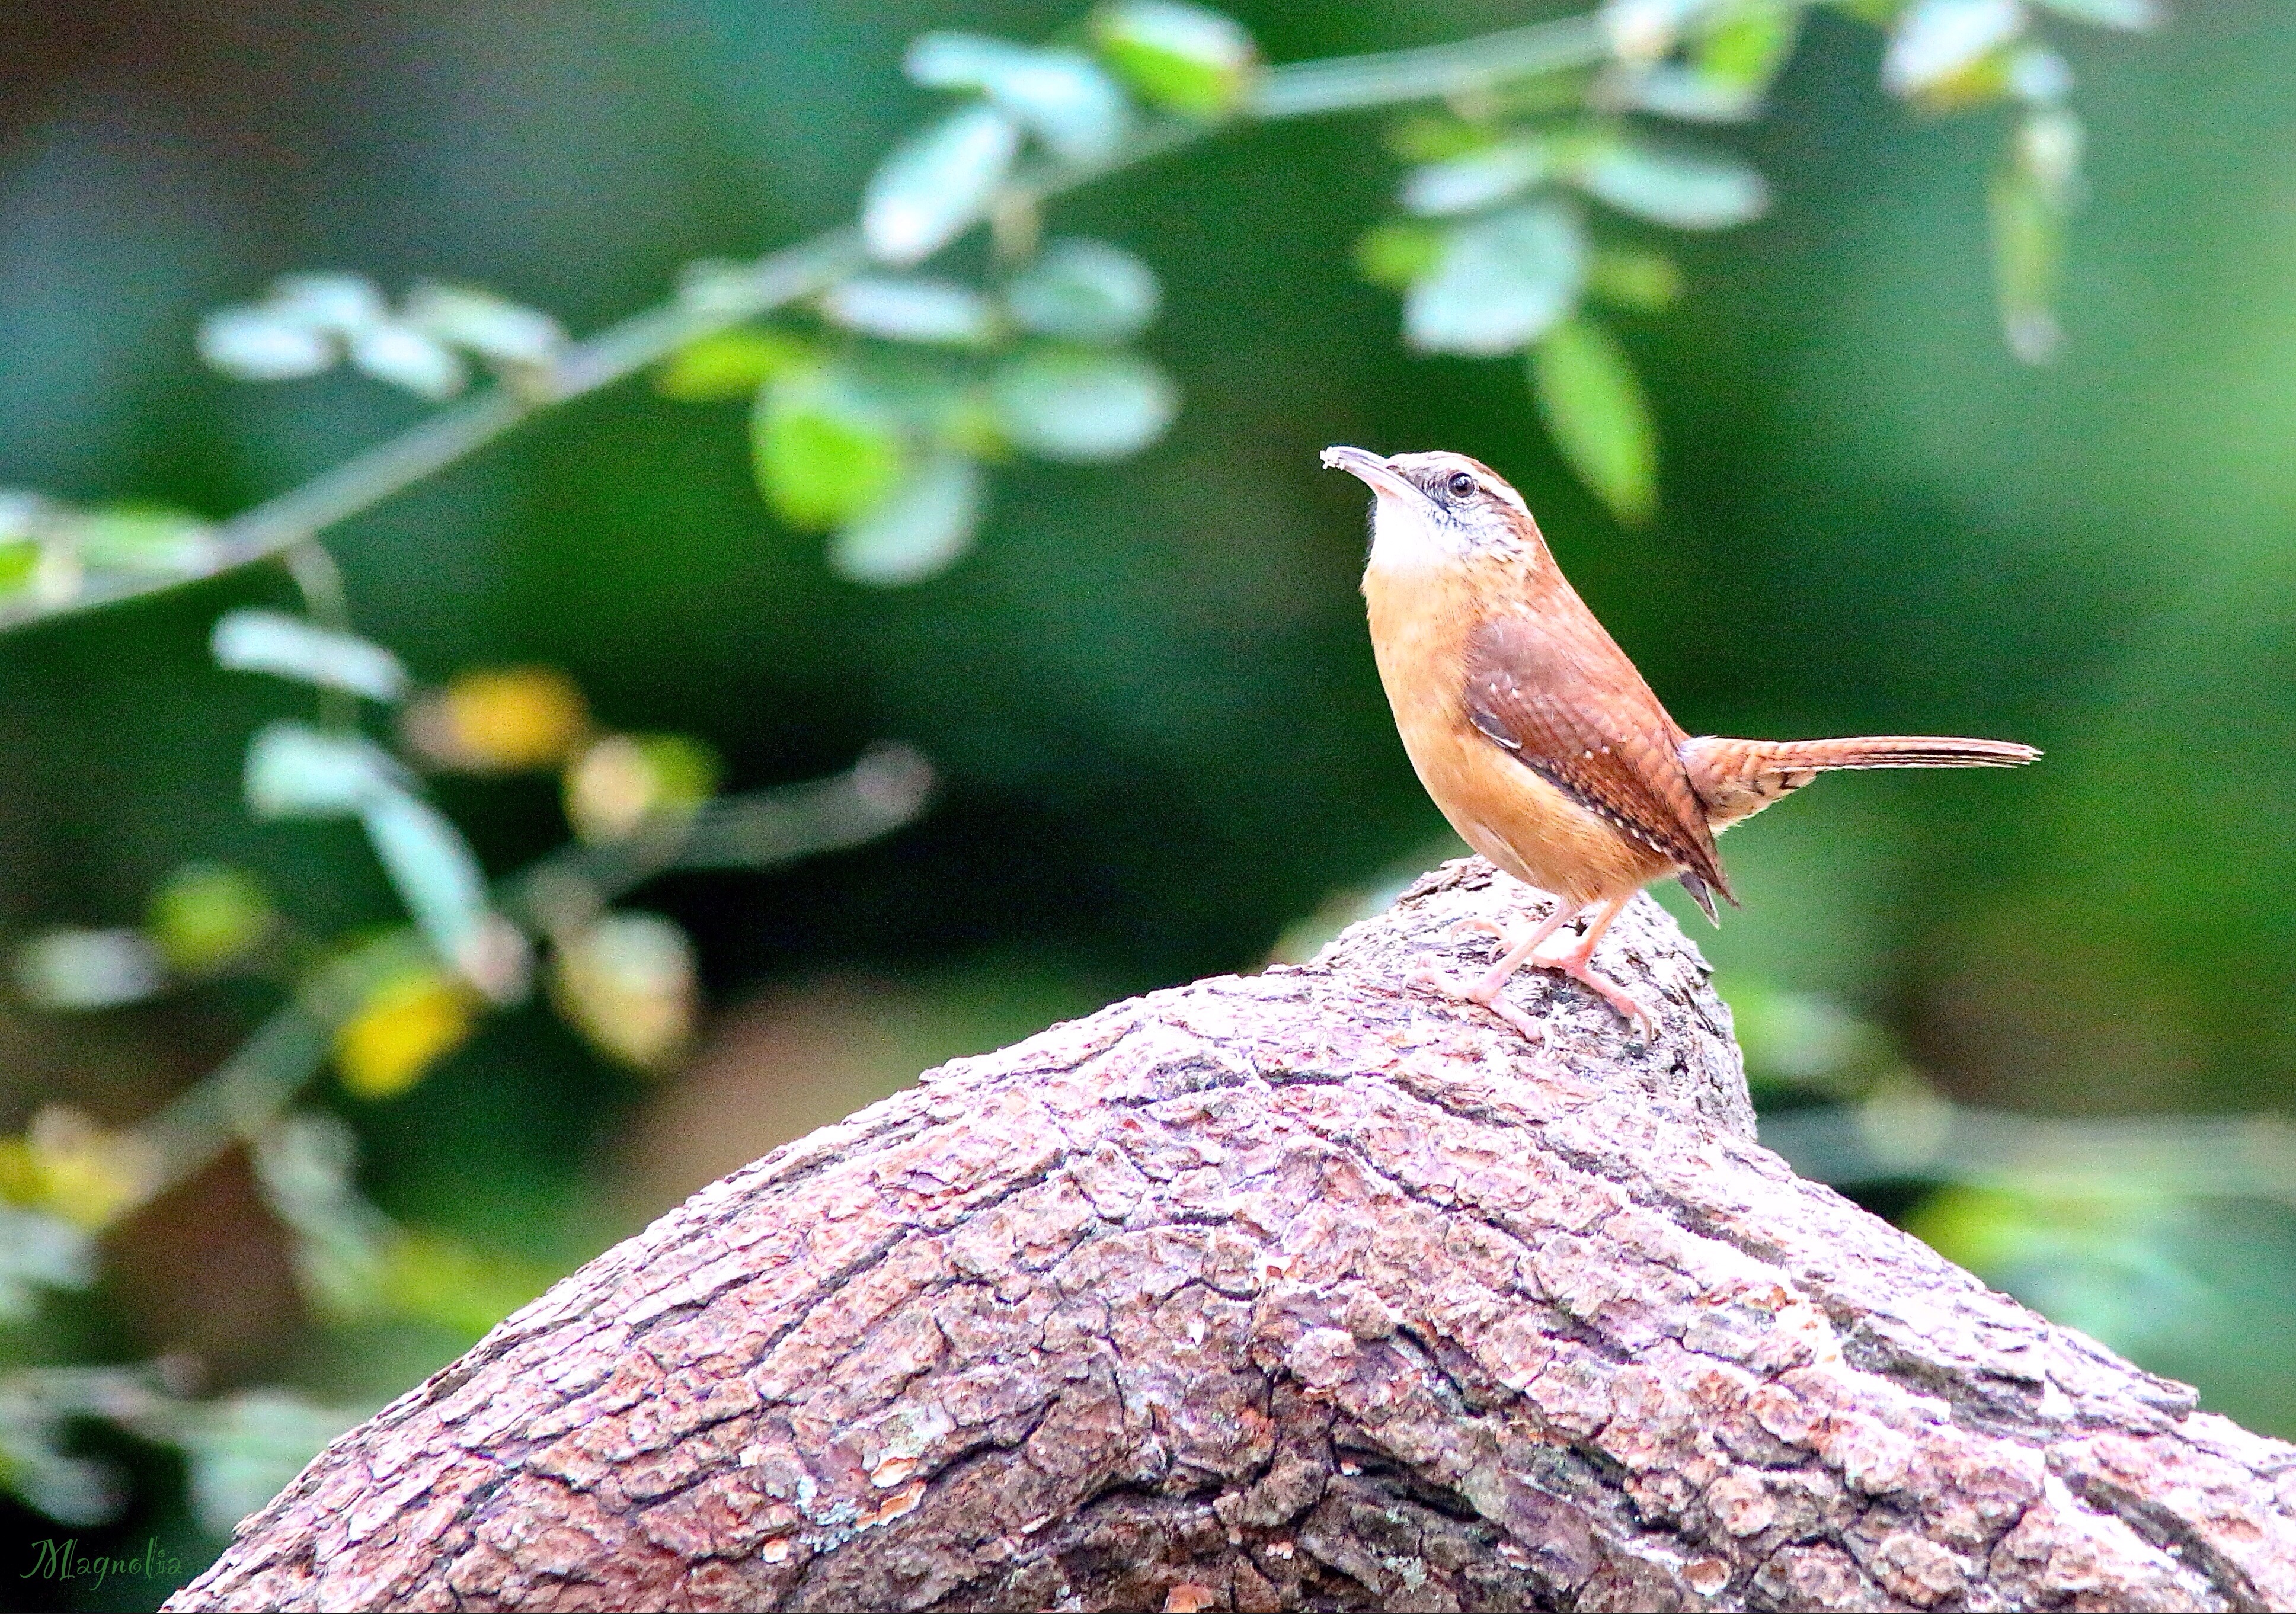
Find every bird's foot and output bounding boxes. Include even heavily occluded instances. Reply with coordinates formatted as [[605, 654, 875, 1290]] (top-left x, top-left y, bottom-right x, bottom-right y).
[[1406, 959, 1544, 1043], [1448, 915, 1511, 941], [1530, 943, 1656, 1042], [1447, 906, 1568, 985]]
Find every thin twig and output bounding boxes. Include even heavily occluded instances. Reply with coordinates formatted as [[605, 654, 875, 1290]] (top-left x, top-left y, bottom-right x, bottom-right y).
[[1248, 13, 1608, 117], [498, 741, 934, 933], [132, 1005, 335, 1208]]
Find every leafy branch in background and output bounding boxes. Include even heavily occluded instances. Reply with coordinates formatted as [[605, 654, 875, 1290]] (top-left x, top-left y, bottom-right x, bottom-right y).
[[0, 0, 2147, 638], [1, 635, 932, 1527], [0, 0, 2164, 1551]]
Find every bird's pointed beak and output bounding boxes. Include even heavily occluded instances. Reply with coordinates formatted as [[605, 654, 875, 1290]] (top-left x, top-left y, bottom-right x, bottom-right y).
[[1321, 445, 1419, 501]]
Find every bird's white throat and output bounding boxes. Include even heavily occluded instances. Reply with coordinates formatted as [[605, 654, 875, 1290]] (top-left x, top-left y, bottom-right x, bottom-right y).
[[1363, 490, 1463, 579]]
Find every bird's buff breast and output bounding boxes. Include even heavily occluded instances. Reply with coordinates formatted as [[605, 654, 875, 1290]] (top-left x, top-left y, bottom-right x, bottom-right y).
[[1364, 563, 1667, 907]]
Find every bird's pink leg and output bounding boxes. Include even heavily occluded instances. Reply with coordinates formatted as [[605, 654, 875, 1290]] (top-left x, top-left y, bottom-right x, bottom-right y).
[[1407, 896, 1581, 1041], [1531, 894, 1654, 1039]]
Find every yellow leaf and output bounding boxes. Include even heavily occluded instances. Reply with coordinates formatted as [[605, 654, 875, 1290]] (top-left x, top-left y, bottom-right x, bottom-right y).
[[549, 912, 698, 1071], [403, 666, 591, 772], [562, 734, 720, 844], [335, 970, 478, 1099], [11, 1106, 158, 1229], [0, 1138, 39, 1204]]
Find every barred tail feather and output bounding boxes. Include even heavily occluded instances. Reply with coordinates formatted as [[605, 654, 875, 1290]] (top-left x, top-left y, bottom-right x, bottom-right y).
[[1681, 734, 2039, 830], [1741, 735, 2040, 771]]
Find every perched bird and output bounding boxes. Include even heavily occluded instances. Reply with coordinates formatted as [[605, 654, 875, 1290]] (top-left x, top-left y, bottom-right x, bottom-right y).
[[1323, 445, 2038, 1042]]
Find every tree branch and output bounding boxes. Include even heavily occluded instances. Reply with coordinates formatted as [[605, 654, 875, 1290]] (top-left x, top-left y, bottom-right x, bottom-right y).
[[1250, 13, 1606, 117], [165, 859, 2296, 1612]]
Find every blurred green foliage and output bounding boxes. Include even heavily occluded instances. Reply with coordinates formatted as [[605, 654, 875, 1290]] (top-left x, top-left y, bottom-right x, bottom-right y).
[[1, 1, 2294, 1605]]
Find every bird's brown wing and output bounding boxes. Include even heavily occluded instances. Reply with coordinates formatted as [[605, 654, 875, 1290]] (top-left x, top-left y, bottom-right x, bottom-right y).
[[1462, 613, 1732, 906]]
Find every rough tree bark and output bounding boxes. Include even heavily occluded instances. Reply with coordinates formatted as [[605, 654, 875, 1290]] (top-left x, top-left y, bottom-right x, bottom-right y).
[[168, 859, 2296, 1612]]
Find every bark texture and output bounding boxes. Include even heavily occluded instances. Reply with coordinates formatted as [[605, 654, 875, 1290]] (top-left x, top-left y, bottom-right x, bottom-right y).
[[168, 859, 2296, 1612]]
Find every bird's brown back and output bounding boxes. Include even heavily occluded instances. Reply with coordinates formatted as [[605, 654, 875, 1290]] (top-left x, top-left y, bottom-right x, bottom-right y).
[[1457, 565, 1732, 905]]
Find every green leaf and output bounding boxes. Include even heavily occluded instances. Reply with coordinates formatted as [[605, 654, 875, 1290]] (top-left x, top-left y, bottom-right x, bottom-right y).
[[1601, 0, 1707, 62], [633, 734, 721, 811], [0, 1369, 136, 1523], [1403, 201, 1587, 357], [1610, 65, 1763, 123], [1990, 108, 2080, 363], [13, 929, 165, 1010], [1574, 140, 1769, 230], [250, 1110, 391, 1301], [2016, 104, 2084, 198], [907, 34, 1129, 164], [1587, 247, 1684, 312], [2032, 0, 2159, 30], [73, 505, 217, 572], [1004, 238, 1161, 344], [1902, 1184, 2214, 1360], [212, 609, 410, 701], [147, 862, 273, 975], [987, 347, 1179, 462], [654, 328, 816, 401], [346, 322, 466, 399], [1990, 171, 2063, 364], [360, 793, 492, 972], [1400, 139, 1555, 217], [244, 722, 405, 819], [752, 367, 908, 530], [1353, 220, 1446, 291], [831, 453, 988, 586], [861, 104, 1022, 266], [1698, 0, 1803, 92], [1723, 977, 1894, 1093], [401, 281, 565, 369], [1088, 0, 1259, 120], [376, 1226, 551, 1337], [1618, 0, 1801, 121], [820, 275, 998, 346], [0, 539, 39, 595], [842, 344, 976, 438], [264, 271, 387, 333], [1882, 0, 2025, 100], [2007, 44, 2074, 105], [197, 305, 338, 381], [1386, 117, 1503, 164], [0, 1205, 94, 1320], [1531, 316, 1658, 524], [1435, 69, 1598, 123]]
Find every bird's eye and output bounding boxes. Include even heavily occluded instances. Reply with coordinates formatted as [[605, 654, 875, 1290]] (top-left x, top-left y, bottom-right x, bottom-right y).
[[1446, 470, 1478, 499]]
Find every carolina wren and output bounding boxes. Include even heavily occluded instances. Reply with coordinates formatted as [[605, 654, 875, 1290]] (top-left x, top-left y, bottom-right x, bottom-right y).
[[1324, 445, 2038, 1042]]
